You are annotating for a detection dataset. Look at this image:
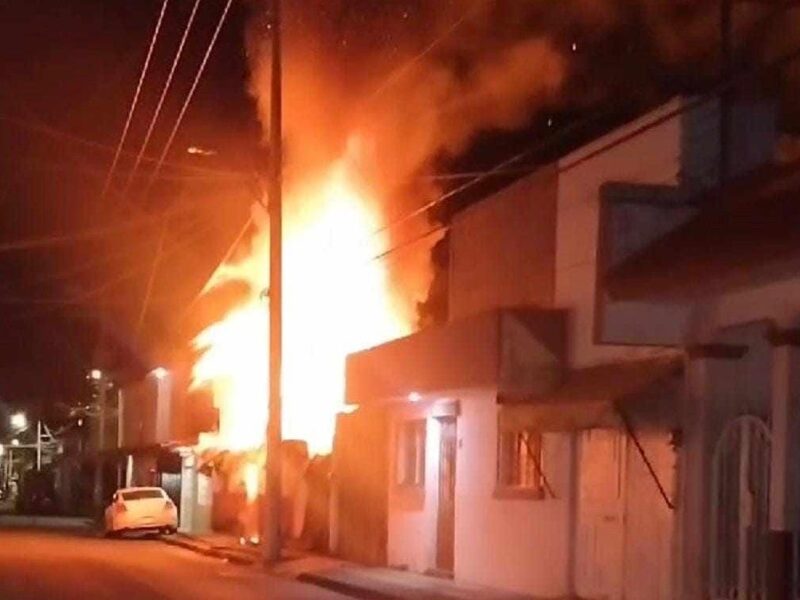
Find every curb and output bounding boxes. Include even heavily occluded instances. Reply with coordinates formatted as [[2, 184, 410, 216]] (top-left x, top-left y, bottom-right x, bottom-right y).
[[296, 573, 401, 600], [160, 534, 257, 566]]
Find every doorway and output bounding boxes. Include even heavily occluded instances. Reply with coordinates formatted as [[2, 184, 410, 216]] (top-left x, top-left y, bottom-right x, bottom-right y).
[[575, 428, 627, 600], [436, 417, 457, 574]]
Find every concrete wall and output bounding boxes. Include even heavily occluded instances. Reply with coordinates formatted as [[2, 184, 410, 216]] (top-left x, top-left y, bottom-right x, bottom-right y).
[[455, 393, 572, 597], [449, 165, 558, 320], [556, 98, 692, 368], [387, 403, 441, 572], [386, 392, 573, 597]]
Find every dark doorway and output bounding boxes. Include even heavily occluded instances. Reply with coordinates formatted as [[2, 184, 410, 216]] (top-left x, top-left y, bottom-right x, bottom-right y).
[[436, 417, 457, 574]]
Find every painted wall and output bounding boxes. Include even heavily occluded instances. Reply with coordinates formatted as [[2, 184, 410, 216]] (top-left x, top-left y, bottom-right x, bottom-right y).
[[455, 393, 572, 596], [556, 98, 692, 367], [387, 404, 441, 572], [449, 165, 558, 320], [385, 392, 573, 597]]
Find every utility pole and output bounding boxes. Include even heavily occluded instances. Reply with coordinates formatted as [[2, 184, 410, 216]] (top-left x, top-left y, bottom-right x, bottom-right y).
[[92, 371, 107, 513], [263, 0, 283, 564]]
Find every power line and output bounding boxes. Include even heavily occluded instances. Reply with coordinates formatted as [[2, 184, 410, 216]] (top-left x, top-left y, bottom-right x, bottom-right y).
[[366, 40, 800, 264], [365, 2, 483, 104], [122, 0, 203, 199], [100, 0, 170, 199], [0, 201, 202, 254], [136, 214, 170, 333], [9, 212, 219, 319], [0, 112, 244, 178], [144, 0, 234, 195]]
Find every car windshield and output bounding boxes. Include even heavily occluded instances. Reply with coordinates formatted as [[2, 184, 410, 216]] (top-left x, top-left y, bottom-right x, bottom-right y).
[[121, 490, 164, 501]]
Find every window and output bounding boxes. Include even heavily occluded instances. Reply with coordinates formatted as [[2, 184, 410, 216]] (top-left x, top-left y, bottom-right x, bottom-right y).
[[396, 419, 426, 487], [121, 489, 165, 501], [496, 428, 544, 498]]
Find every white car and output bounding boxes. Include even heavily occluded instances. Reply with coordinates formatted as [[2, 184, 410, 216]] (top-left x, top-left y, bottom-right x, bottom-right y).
[[104, 487, 178, 537]]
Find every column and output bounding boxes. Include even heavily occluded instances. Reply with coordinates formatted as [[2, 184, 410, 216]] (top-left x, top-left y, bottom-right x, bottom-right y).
[[767, 329, 800, 600]]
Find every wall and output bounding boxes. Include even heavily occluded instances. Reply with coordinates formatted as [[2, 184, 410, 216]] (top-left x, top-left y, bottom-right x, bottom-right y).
[[455, 393, 572, 596], [449, 165, 558, 320], [384, 392, 573, 597], [556, 98, 691, 368], [332, 406, 389, 565], [387, 403, 441, 572]]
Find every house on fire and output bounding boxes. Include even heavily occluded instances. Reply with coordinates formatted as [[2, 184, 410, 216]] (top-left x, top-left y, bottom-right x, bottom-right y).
[[333, 95, 800, 599]]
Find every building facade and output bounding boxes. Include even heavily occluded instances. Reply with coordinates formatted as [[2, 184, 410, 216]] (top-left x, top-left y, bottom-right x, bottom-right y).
[[334, 95, 793, 599]]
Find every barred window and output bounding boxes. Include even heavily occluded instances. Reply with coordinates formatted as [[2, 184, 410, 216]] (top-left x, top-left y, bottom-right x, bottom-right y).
[[497, 428, 544, 497]]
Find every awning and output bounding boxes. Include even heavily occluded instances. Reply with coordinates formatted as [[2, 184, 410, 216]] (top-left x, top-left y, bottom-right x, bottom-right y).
[[606, 159, 800, 301], [345, 308, 566, 405], [499, 356, 682, 431]]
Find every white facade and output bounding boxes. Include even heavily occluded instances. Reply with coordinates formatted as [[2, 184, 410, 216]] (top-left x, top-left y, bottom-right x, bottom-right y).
[[346, 96, 790, 599]]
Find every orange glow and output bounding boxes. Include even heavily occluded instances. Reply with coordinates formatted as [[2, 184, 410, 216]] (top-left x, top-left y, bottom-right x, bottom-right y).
[[242, 461, 260, 503], [191, 145, 411, 456]]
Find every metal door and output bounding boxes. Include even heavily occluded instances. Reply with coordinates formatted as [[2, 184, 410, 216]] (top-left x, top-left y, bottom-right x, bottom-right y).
[[709, 416, 771, 600]]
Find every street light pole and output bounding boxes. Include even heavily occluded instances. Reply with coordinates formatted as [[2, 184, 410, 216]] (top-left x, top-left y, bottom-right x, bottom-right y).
[[263, 0, 283, 564], [36, 420, 42, 471], [92, 372, 107, 512]]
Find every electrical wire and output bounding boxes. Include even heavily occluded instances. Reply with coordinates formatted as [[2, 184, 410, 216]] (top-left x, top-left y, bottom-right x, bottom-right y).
[[365, 40, 800, 264], [0, 207, 191, 254], [136, 213, 170, 333], [0, 112, 244, 178], [100, 0, 170, 199], [121, 0, 203, 199], [143, 0, 234, 195]]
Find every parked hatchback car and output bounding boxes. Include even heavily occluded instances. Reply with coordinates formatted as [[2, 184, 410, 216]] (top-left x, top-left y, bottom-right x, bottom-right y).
[[104, 486, 178, 537]]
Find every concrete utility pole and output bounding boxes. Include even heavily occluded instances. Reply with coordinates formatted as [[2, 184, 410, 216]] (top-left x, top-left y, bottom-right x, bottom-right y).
[[263, 0, 283, 563], [92, 371, 107, 512]]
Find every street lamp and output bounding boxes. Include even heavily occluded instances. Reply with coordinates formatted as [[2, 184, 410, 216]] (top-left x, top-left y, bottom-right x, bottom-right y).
[[89, 369, 103, 381], [10, 412, 27, 430], [151, 367, 168, 380]]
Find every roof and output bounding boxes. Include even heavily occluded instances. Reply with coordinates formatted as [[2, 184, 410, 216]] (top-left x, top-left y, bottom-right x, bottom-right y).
[[345, 308, 566, 404], [498, 355, 682, 431], [606, 159, 800, 301]]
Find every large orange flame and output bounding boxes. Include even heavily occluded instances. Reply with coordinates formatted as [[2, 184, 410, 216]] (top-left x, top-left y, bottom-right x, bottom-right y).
[[191, 146, 410, 456]]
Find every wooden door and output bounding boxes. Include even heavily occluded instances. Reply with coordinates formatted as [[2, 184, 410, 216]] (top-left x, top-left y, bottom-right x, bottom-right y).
[[436, 417, 457, 574], [576, 429, 626, 600]]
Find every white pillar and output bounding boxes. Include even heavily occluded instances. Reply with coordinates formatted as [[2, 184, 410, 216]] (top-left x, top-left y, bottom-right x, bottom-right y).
[[769, 341, 800, 530], [767, 336, 800, 599], [179, 450, 198, 534]]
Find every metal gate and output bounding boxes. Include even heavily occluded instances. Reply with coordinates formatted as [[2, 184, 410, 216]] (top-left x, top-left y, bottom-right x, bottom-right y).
[[709, 416, 772, 600]]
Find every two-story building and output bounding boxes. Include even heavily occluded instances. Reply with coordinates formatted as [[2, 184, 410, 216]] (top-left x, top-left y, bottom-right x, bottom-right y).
[[332, 94, 795, 599]]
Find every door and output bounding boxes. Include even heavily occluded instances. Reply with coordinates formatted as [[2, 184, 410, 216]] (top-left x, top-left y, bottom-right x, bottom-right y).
[[709, 416, 771, 600], [436, 417, 457, 574], [576, 429, 626, 600]]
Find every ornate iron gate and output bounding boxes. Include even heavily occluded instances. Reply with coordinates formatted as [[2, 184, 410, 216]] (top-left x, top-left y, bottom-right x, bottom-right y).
[[709, 416, 772, 600]]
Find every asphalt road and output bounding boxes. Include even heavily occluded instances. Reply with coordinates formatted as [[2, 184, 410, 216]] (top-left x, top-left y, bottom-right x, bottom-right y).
[[0, 520, 352, 600]]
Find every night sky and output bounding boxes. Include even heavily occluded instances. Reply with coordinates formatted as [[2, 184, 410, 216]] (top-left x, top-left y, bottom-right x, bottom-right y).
[[0, 0, 259, 411]]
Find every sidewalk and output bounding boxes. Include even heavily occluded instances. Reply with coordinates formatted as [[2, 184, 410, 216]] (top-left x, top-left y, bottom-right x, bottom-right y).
[[164, 532, 539, 600]]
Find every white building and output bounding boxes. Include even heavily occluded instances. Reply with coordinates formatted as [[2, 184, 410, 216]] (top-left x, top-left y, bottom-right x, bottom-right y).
[[333, 96, 796, 599]]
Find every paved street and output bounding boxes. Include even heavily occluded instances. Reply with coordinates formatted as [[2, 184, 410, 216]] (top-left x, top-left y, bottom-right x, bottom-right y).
[[0, 522, 352, 600]]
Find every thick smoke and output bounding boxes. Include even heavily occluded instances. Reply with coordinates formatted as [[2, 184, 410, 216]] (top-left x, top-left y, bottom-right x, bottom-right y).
[[244, 0, 800, 322]]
